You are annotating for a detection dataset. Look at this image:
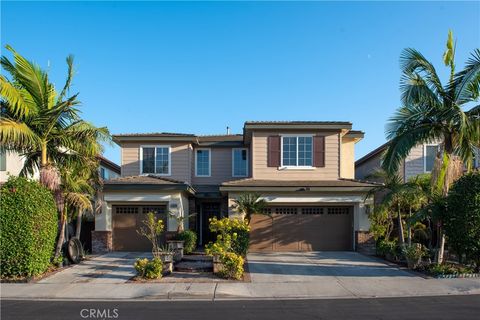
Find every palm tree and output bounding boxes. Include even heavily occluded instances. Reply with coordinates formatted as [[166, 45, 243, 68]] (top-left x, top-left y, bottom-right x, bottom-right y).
[[382, 31, 480, 262], [232, 192, 268, 224], [0, 45, 110, 258], [54, 160, 100, 259], [365, 170, 411, 247]]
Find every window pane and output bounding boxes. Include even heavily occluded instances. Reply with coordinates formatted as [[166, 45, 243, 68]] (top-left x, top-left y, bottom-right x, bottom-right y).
[[298, 137, 312, 166], [196, 149, 210, 176], [233, 149, 248, 176], [0, 151, 5, 171], [425, 146, 438, 172], [156, 147, 169, 174], [142, 147, 155, 173], [282, 137, 297, 166]]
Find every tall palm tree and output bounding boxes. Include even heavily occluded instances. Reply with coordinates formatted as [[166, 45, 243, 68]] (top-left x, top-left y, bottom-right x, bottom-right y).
[[232, 192, 268, 224], [0, 45, 110, 258], [382, 31, 480, 262]]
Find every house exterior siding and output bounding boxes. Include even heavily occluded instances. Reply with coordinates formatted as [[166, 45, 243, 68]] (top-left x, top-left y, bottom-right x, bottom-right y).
[[251, 131, 340, 180]]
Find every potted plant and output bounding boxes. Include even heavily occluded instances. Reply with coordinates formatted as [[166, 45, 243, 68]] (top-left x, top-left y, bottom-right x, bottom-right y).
[[167, 211, 186, 262], [157, 245, 174, 274], [403, 243, 427, 269]]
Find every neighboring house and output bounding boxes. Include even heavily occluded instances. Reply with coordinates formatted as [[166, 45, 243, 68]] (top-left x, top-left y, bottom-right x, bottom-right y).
[[0, 150, 39, 183], [94, 121, 378, 254], [355, 142, 480, 182], [0, 151, 120, 184], [98, 155, 121, 181]]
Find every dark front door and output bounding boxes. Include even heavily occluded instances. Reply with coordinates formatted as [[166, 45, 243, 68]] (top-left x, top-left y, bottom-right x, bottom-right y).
[[201, 202, 221, 245]]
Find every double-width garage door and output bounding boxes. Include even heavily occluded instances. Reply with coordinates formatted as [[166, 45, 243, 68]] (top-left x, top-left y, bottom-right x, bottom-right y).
[[249, 206, 353, 252], [112, 204, 167, 251]]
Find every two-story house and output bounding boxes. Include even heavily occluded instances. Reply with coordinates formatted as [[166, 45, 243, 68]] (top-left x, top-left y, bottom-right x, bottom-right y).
[[93, 121, 378, 254], [355, 142, 480, 182]]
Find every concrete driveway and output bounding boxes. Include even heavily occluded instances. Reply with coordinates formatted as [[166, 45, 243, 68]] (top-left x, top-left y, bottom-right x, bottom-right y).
[[247, 251, 416, 282]]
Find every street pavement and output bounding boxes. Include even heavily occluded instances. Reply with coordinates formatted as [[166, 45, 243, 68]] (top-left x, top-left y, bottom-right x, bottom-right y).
[[2, 295, 480, 320]]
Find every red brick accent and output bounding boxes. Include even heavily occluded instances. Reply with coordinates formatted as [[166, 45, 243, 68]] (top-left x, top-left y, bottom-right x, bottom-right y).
[[355, 231, 375, 255], [91, 231, 112, 254]]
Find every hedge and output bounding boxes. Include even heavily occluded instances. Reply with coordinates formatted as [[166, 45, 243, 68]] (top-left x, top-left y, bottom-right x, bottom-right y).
[[0, 176, 58, 278]]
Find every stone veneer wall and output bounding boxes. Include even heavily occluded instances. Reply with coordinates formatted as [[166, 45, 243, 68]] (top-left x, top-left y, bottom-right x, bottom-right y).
[[92, 231, 112, 254], [355, 231, 375, 255]]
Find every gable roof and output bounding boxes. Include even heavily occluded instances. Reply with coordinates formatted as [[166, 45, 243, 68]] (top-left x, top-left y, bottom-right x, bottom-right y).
[[355, 142, 389, 167]]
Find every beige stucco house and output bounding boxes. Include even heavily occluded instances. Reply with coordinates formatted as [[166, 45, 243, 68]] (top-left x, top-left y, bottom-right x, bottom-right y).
[[94, 121, 378, 254]]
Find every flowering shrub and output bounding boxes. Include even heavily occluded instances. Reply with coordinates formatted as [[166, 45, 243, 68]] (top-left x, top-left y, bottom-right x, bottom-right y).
[[205, 217, 249, 280], [219, 252, 244, 280], [207, 217, 250, 256], [134, 257, 163, 279]]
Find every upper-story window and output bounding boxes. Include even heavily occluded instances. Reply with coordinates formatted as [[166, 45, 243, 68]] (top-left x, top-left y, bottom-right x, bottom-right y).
[[0, 150, 6, 171], [232, 148, 248, 177], [141, 145, 171, 175], [282, 136, 313, 167], [100, 167, 107, 180], [195, 148, 211, 177], [424, 145, 440, 172]]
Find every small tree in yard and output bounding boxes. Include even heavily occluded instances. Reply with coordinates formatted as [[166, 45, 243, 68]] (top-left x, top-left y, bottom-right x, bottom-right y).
[[137, 212, 164, 259], [232, 192, 268, 224], [442, 173, 480, 271]]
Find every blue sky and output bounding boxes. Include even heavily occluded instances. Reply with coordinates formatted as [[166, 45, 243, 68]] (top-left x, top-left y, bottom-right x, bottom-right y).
[[2, 1, 479, 164]]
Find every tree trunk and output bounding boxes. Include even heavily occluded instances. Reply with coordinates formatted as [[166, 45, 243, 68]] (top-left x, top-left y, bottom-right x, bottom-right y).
[[407, 207, 412, 246], [75, 210, 82, 239], [397, 204, 405, 247], [54, 207, 67, 260]]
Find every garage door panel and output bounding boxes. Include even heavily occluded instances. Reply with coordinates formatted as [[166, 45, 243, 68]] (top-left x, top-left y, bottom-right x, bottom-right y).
[[112, 205, 167, 251], [273, 213, 301, 251], [249, 206, 353, 252], [249, 214, 274, 251]]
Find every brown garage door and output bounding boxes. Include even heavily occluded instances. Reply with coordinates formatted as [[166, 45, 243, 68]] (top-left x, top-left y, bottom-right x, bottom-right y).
[[112, 205, 167, 251], [249, 206, 353, 252]]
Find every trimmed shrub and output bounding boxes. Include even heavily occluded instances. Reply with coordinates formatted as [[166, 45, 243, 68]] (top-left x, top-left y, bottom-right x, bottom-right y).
[[442, 173, 480, 269], [0, 176, 58, 278], [134, 258, 162, 279], [177, 230, 197, 254], [219, 252, 244, 280]]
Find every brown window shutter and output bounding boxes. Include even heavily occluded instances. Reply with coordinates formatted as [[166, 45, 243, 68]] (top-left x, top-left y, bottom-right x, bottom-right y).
[[267, 136, 281, 167], [313, 136, 325, 167]]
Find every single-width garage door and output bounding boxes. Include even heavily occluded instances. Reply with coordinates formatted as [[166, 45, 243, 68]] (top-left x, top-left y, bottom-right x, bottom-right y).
[[112, 204, 167, 251], [249, 206, 353, 252]]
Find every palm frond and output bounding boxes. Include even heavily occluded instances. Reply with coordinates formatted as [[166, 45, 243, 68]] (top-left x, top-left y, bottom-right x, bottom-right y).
[[0, 118, 41, 150], [400, 48, 445, 98], [58, 55, 74, 102], [65, 192, 93, 212], [450, 49, 480, 104], [0, 75, 37, 118], [4, 45, 49, 109]]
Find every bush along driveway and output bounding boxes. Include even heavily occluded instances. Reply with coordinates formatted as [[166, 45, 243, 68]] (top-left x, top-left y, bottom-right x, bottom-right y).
[[2, 251, 480, 300]]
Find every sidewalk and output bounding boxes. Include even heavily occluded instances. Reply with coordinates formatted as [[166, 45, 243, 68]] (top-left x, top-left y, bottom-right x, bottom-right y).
[[2, 251, 480, 301], [2, 275, 480, 300]]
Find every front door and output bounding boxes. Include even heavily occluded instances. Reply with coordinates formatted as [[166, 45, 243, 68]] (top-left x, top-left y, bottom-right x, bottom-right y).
[[201, 202, 221, 245]]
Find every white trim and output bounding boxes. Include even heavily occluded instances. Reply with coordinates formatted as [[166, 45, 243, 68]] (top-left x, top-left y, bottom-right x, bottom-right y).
[[423, 144, 439, 173], [139, 145, 172, 176], [195, 148, 211, 177], [280, 134, 314, 169], [232, 148, 249, 177]]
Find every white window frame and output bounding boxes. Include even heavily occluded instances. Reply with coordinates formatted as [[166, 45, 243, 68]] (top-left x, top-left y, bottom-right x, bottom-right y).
[[423, 144, 440, 173], [280, 134, 314, 169], [232, 148, 249, 177], [195, 148, 211, 177], [139, 145, 172, 176]]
